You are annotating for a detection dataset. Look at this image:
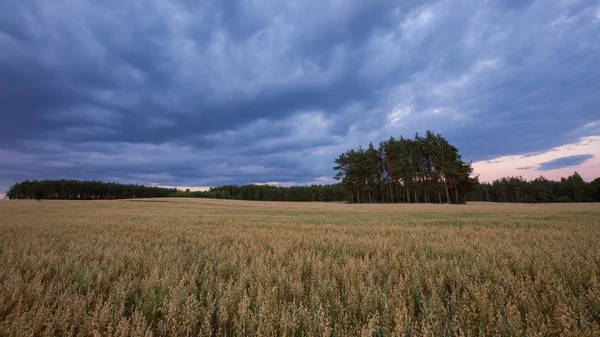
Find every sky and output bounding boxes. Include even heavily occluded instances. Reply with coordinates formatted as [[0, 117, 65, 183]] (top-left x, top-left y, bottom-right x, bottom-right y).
[[1, 0, 599, 197]]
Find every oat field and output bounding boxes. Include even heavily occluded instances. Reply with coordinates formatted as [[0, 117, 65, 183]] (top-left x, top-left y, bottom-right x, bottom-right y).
[[1, 199, 599, 336]]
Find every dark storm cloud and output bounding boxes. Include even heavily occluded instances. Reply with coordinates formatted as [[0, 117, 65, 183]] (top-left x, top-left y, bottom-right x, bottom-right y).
[[538, 154, 595, 171], [1, 0, 599, 192]]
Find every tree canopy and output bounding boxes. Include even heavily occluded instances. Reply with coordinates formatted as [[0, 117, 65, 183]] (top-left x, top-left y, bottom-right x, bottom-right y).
[[169, 184, 346, 202], [465, 172, 600, 203], [5, 180, 176, 200], [333, 131, 477, 203]]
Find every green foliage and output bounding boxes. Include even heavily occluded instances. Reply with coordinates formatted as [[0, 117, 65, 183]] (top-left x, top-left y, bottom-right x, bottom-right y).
[[465, 172, 600, 203], [333, 131, 476, 203], [169, 184, 346, 202], [6, 179, 176, 200], [555, 196, 573, 203]]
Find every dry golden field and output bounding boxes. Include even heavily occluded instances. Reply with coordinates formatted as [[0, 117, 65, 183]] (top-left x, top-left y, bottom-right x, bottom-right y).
[[1, 199, 599, 336]]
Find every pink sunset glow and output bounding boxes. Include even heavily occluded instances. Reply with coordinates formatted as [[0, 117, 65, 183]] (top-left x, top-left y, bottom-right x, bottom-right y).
[[472, 136, 600, 183]]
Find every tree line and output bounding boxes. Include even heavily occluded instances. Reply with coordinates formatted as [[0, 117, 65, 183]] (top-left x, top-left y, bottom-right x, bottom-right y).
[[5, 180, 176, 200], [6, 133, 599, 204], [333, 131, 477, 203], [465, 172, 600, 203], [169, 184, 346, 202]]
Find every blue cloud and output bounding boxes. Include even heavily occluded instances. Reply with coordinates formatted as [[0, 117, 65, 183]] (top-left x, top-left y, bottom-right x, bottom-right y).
[[1, 0, 600, 191], [538, 154, 594, 171]]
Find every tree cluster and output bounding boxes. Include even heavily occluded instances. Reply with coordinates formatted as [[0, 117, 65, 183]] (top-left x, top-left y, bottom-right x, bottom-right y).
[[334, 131, 477, 203], [5, 180, 176, 200], [465, 173, 600, 203], [169, 184, 346, 202]]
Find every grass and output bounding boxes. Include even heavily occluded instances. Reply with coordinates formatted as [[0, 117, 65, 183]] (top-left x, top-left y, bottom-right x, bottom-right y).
[[1, 199, 599, 336]]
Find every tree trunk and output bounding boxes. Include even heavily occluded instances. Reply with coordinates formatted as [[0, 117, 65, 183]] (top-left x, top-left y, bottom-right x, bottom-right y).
[[454, 185, 459, 205]]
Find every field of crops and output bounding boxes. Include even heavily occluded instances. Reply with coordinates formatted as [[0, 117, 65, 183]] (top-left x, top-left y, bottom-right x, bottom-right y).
[[1, 199, 599, 336]]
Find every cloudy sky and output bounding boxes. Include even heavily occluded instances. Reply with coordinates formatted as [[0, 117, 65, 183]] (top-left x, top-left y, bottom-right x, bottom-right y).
[[1, 0, 599, 195]]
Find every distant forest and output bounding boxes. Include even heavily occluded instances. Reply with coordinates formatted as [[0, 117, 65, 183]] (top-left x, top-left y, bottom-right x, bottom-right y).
[[466, 172, 600, 203], [170, 184, 346, 202], [5, 130, 600, 203], [8, 174, 598, 203], [5, 180, 176, 200], [167, 173, 600, 203]]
